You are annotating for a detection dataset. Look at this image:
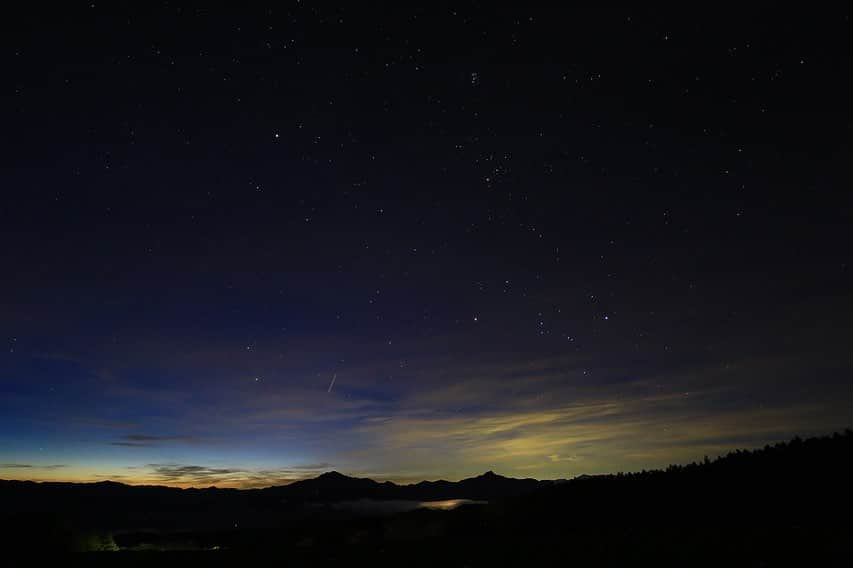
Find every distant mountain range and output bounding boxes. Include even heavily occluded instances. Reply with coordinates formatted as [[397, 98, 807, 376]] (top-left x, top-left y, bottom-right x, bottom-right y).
[[0, 469, 554, 505], [262, 470, 551, 502]]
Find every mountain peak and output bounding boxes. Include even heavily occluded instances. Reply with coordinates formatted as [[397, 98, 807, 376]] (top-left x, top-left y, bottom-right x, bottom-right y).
[[317, 471, 350, 480]]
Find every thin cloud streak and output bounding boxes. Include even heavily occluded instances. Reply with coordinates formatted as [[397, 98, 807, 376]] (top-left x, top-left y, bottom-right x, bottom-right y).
[[137, 462, 337, 488], [108, 434, 196, 448], [1, 463, 67, 470]]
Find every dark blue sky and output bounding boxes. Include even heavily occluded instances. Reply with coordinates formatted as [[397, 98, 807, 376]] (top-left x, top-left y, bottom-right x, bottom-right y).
[[1, 4, 851, 486]]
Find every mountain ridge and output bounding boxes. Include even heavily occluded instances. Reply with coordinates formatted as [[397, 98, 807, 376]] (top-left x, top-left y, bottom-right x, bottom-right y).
[[257, 469, 548, 502], [0, 469, 552, 502]]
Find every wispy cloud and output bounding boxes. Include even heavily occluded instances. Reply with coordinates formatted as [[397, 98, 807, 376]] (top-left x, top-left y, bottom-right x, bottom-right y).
[[124, 434, 191, 442], [148, 464, 243, 482], [347, 384, 850, 480], [140, 462, 335, 488], [109, 434, 194, 448], [0, 463, 67, 470]]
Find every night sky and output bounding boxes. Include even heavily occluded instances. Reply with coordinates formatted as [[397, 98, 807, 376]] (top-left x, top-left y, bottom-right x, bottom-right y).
[[2, 4, 852, 488]]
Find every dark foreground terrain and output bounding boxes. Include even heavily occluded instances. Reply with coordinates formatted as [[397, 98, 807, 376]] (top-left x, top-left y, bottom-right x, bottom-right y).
[[2, 431, 852, 566]]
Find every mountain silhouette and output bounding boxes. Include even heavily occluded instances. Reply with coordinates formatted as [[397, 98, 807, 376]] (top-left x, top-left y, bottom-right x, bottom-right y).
[[262, 469, 546, 502]]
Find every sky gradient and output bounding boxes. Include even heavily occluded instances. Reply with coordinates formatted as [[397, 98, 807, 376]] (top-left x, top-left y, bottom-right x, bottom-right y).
[[2, 5, 852, 487]]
